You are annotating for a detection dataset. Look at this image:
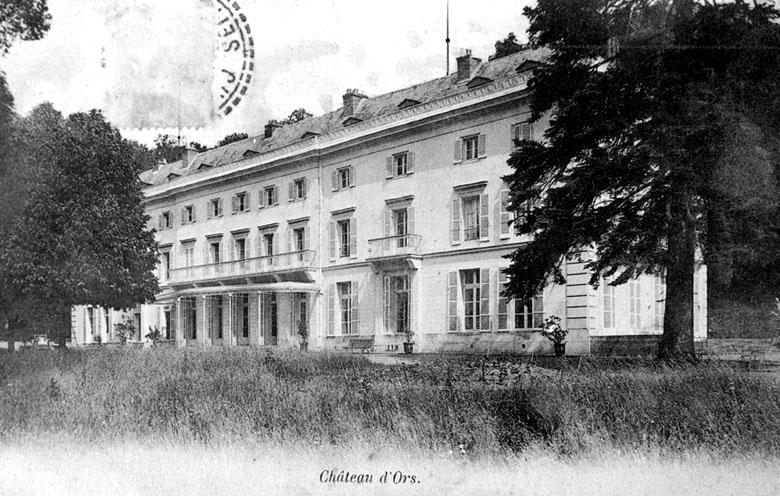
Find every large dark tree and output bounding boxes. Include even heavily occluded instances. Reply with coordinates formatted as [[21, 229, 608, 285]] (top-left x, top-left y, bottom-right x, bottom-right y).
[[505, 0, 780, 359], [0, 105, 159, 347], [0, 0, 50, 54]]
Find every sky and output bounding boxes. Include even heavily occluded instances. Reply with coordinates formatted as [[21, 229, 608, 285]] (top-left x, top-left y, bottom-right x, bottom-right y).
[[3, 0, 532, 147]]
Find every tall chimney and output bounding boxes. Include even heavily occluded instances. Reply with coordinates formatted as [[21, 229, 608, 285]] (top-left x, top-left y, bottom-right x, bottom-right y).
[[456, 49, 481, 81], [342, 89, 367, 117], [264, 120, 283, 139], [180, 148, 196, 167]]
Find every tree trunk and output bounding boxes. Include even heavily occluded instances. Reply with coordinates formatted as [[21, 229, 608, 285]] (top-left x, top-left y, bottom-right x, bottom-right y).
[[658, 184, 697, 360]]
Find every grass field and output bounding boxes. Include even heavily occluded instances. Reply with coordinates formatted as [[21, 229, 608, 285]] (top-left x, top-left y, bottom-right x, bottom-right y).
[[1, 348, 779, 494]]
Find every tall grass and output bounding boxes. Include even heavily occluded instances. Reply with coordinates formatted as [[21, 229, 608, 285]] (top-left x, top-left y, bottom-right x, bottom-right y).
[[1, 348, 779, 457]]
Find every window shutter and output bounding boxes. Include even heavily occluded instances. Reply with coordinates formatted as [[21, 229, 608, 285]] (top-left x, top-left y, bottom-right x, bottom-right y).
[[447, 271, 459, 331], [478, 134, 486, 158], [407, 152, 415, 174], [207, 203, 213, 219], [181, 207, 186, 224], [511, 124, 520, 147], [273, 234, 279, 259], [302, 178, 307, 198], [479, 193, 490, 242], [351, 281, 359, 332], [384, 276, 392, 333], [219, 199, 224, 216], [386, 156, 394, 179], [329, 222, 336, 261], [289, 182, 295, 201], [499, 189, 511, 238], [327, 284, 335, 336], [245, 192, 251, 210], [407, 206, 415, 235], [453, 140, 462, 163], [258, 190, 265, 208], [451, 198, 461, 245], [272, 186, 278, 205], [349, 218, 357, 258], [192, 206, 197, 222], [522, 123, 532, 141], [286, 229, 292, 253], [231, 196, 238, 214], [331, 170, 339, 191], [480, 268, 491, 330], [158, 214, 163, 230], [230, 238, 236, 262], [349, 166, 355, 188], [384, 210, 392, 238]]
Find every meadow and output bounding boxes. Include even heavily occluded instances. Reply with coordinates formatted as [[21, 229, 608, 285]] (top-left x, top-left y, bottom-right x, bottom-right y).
[[1, 348, 780, 494]]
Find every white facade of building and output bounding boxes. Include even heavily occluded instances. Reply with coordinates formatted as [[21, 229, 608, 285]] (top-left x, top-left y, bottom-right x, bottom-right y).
[[71, 48, 707, 354]]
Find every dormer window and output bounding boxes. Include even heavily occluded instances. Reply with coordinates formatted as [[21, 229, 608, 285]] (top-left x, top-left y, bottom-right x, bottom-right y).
[[166, 172, 180, 181], [300, 131, 320, 140], [466, 76, 493, 89], [243, 150, 259, 157], [398, 98, 421, 109], [343, 117, 362, 127]]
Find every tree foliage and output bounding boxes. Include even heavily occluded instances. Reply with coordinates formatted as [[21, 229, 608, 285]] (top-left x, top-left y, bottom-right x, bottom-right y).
[[0, 0, 51, 54], [279, 108, 312, 125], [152, 134, 208, 165], [216, 132, 248, 147], [505, 0, 780, 358], [493, 32, 524, 59], [0, 105, 159, 345]]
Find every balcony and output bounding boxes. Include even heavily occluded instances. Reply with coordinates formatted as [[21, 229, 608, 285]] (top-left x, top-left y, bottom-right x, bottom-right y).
[[168, 250, 317, 287], [367, 234, 422, 270]]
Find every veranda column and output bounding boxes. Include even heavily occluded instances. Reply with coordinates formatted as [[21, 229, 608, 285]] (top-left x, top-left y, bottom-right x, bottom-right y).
[[226, 293, 233, 347], [201, 295, 208, 348], [176, 297, 185, 348]]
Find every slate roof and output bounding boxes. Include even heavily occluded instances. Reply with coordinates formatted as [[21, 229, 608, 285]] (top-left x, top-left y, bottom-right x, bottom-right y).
[[139, 48, 549, 187]]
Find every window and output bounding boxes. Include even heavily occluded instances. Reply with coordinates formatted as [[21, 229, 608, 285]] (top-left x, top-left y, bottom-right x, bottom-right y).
[[327, 281, 359, 336], [463, 197, 480, 240], [338, 220, 350, 257], [462, 269, 490, 331], [164, 305, 174, 340], [329, 217, 357, 260], [603, 278, 615, 328], [289, 178, 307, 201], [394, 209, 408, 247], [386, 152, 415, 178], [233, 237, 247, 268], [207, 198, 223, 219], [629, 280, 641, 330], [206, 295, 223, 340], [181, 205, 196, 224], [451, 192, 489, 244], [160, 251, 171, 282], [209, 241, 221, 264], [232, 192, 250, 213], [384, 275, 410, 334], [454, 134, 486, 163], [260, 186, 278, 208], [292, 293, 308, 336], [511, 122, 533, 148], [332, 166, 355, 191], [514, 293, 544, 329], [183, 244, 194, 267], [182, 297, 197, 340], [159, 211, 173, 230], [293, 227, 305, 252], [262, 232, 276, 265], [498, 271, 508, 330]]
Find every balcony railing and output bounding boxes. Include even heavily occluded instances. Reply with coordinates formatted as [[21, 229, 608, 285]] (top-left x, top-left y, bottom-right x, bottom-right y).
[[168, 250, 317, 285], [367, 234, 422, 259]]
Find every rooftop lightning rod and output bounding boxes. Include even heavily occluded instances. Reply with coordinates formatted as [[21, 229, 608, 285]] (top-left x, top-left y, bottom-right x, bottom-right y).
[[446, 0, 451, 75]]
